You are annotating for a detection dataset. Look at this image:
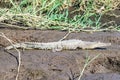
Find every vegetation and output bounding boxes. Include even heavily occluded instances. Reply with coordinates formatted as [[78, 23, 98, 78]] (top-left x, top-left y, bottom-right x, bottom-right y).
[[0, 0, 119, 31]]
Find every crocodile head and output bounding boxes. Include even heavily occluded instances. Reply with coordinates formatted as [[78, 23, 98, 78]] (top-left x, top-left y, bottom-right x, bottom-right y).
[[80, 41, 111, 49]]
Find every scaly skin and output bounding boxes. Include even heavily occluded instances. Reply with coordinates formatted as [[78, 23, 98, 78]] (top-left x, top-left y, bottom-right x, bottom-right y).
[[5, 39, 111, 51]]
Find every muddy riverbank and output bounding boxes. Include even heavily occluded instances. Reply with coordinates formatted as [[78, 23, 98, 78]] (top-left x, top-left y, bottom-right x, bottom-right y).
[[0, 28, 120, 80]]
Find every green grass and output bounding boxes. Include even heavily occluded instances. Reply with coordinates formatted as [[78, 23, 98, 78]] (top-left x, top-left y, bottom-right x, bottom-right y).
[[0, 0, 119, 31]]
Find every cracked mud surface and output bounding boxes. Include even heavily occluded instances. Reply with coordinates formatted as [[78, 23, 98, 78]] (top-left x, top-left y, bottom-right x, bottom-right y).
[[0, 28, 120, 80]]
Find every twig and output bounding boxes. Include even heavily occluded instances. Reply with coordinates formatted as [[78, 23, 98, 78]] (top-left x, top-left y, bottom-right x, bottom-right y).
[[77, 53, 101, 80], [59, 30, 71, 41], [0, 32, 21, 80]]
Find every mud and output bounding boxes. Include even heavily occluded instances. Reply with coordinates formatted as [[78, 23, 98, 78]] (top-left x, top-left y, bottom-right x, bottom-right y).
[[0, 28, 120, 80]]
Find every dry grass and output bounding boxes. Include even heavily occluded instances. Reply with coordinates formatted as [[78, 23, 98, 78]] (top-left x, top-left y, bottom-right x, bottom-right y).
[[0, 0, 119, 30], [0, 12, 73, 30], [0, 0, 119, 12]]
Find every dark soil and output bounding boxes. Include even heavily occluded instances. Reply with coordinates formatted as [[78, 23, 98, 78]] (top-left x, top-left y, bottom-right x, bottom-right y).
[[0, 28, 120, 80]]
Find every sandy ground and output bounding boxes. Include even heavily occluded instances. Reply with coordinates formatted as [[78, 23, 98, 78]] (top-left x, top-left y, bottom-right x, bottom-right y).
[[0, 28, 120, 80]]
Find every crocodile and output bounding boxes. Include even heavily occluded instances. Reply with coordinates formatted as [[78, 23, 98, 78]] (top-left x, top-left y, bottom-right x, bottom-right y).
[[5, 39, 111, 51]]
